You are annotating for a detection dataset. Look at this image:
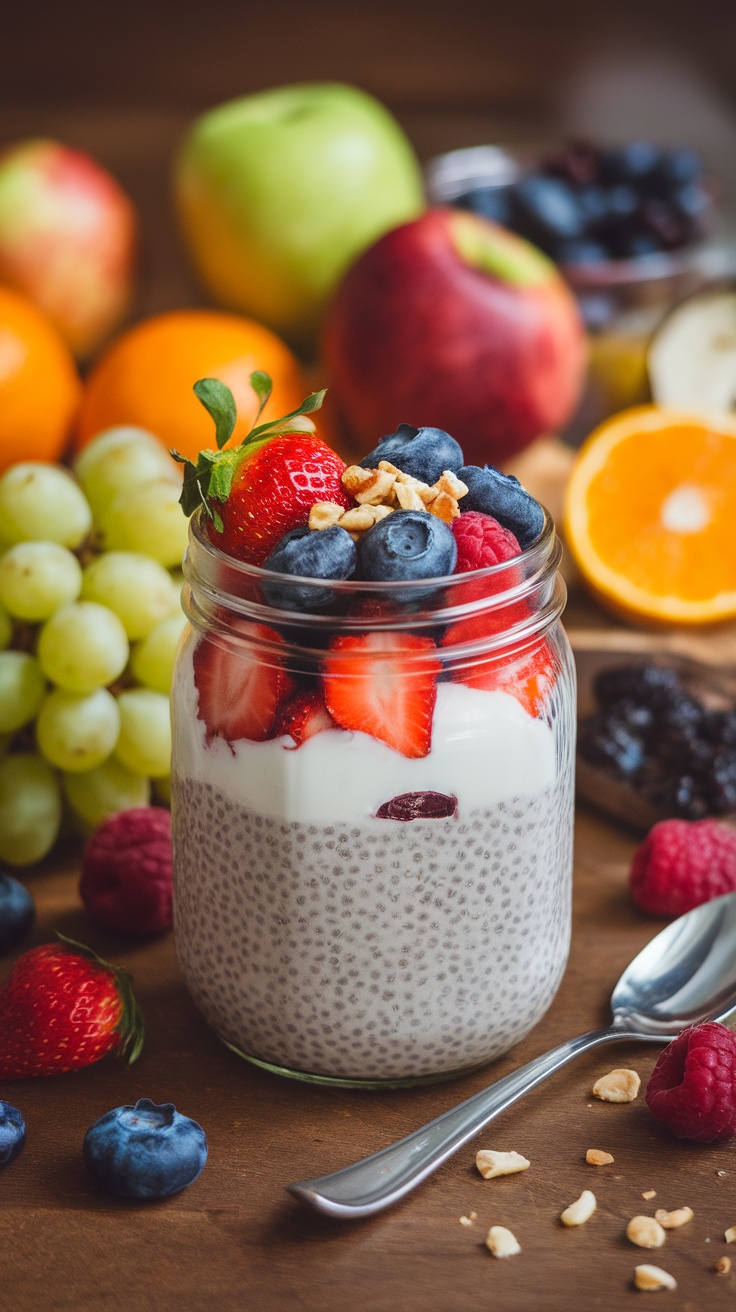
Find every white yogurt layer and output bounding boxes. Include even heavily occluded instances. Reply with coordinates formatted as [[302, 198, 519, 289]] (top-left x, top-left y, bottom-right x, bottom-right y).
[[172, 643, 556, 824]]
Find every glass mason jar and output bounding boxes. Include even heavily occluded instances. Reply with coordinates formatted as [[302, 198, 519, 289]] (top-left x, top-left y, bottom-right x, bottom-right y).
[[171, 510, 576, 1088]]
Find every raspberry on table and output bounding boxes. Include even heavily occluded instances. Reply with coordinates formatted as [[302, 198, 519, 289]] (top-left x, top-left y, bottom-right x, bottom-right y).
[[629, 818, 736, 917], [452, 511, 521, 572], [645, 1022, 736, 1143], [80, 806, 172, 935]]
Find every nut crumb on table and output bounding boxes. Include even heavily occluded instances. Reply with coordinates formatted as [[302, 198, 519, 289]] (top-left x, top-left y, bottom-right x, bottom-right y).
[[654, 1206, 693, 1229], [485, 1226, 521, 1258], [715, 1256, 732, 1275], [476, 1149, 531, 1179], [560, 1190, 597, 1227], [633, 1265, 677, 1292], [725, 1226, 736, 1244], [627, 1217, 667, 1249], [592, 1068, 641, 1102], [586, 1148, 614, 1166], [642, 1190, 657, 1201]]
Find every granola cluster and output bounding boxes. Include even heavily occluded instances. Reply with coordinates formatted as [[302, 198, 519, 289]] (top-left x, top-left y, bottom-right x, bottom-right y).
[[309, 461, 469, 540]]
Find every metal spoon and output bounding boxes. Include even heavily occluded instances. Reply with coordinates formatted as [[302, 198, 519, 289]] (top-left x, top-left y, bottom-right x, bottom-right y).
[[288, 891, 736, 1219]]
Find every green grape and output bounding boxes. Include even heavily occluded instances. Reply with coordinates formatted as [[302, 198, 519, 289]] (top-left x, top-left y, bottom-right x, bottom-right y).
[[115, 688, 171, 777], [0, 541, 83, 621], [0, 651, 47, 733], [98, 479, 190, 567], [75, 426, 180, 517], [36, 687, 120, 773], [131, 610, 188, 693], [0, 463, 92, 548], [0, 753, 62, 866], [0, 600, 11, 650], [81, 551, 179, 640], [63, 756, 150, 830], [37, 602, 129, 693]]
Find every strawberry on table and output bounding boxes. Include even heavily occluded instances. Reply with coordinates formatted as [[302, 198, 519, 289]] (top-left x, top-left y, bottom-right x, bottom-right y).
[[173, 372, 350, 565], [192, 622, 294, 748], [0, 935, 143, 1079], [323, 631, 441, 758]]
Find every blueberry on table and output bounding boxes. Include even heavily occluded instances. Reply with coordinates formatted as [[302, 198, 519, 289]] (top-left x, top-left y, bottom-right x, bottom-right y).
[[600, 142, 661, 184], [655, 147, 703, 189], [0, 873, 35, 955], [458, 466, 544, 549], [0, 1101, 26, 1169], [84, 1098, 207, 1199], [262, 525, 357, 611], [357, 510, 456, 583], [556, 239, 609, 266], [456, 185, 512, 227], [359, 424, 464, 484]]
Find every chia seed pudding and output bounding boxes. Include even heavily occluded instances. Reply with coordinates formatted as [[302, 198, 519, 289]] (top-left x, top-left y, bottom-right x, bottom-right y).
[[172, 645, 574, 1082]]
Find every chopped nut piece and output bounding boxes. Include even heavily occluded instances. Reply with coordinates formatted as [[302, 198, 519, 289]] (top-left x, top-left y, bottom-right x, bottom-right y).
[[341, 465, 395, 503], [338, 505, 381, 533], [654, 1207, 693, 1230], [627, 1216, 667, 1249], [642, 1191, 657, 1201], [592, 1068, 641, 1102], [459, 1215, 474, 1227], [426, 490, 461, 523], [469, 1211, 477, 1221], [561, 1189, 597, 1227], [716, 1256, 732, 1275], [485, 1225, 521, 1258], [586, 1149, 614, 1166], [716, 1170, 727, 1178], [725, 1226, 736, 1244], [476, 1149, 531, 1180], [309, 502, 345, 531], [394, 481, 426, 511], [633, 1265, 677, 1292], [434, 469, 469, 500]]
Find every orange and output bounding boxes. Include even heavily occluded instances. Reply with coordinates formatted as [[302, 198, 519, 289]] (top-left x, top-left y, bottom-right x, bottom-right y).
[[564, 406, 736, 626], [0, 286, 81, 472], [76, 309, 313, 461]]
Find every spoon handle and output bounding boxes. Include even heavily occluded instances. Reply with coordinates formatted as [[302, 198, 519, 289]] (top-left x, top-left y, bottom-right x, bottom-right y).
[[288, 1025, 638, 1218]]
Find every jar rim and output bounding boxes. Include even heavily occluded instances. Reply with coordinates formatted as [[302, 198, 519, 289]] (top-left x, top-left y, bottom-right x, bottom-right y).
[[183, 507, 566, 654]]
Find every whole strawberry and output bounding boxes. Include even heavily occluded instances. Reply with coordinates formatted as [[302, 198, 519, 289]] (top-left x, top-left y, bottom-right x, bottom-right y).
[[173, 372, 350, 565], [0, 936, 143, 1079]]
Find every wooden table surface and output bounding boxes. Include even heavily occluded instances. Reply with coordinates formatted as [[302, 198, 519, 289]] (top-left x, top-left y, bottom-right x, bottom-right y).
[[3, 49, 736, 1307]]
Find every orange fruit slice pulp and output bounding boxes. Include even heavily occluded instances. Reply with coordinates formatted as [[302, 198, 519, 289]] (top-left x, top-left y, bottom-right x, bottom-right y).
[[564, 406, 736, 625]]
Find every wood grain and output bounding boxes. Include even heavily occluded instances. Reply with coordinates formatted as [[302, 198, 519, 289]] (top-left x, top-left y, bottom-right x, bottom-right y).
[[1, 809, 731, 1312]]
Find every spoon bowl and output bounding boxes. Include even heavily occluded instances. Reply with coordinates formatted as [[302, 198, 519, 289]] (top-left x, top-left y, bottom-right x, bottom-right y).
[[289, 892, 736, 1219]]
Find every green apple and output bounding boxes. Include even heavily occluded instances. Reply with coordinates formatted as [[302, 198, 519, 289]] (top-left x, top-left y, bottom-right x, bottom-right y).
[[174, 82, 424, 351]]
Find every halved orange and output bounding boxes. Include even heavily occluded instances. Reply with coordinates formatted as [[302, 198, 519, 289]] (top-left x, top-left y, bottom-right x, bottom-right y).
[[564, 406, 736, 626]]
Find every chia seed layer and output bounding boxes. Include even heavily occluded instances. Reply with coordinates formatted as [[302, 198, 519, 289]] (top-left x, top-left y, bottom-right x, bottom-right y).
[[172, 772, 572, 1081]]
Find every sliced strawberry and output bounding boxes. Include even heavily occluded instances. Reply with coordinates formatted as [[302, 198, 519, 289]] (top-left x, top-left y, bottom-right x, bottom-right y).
[[441, 616, 556, 718], [322, 632, 440, 759], [192, 622, 294, 747], [275, 688, 335, 748]]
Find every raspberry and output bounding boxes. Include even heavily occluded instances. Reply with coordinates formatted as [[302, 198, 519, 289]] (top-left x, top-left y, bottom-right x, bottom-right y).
[[452, 512, 521, 572], [80, 807, 172, 936], [645, 1022, 736, 1143], [630, 819, 736, 917]]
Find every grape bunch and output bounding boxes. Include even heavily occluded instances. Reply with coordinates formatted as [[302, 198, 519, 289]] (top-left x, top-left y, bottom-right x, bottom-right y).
[[0, 428, 189, 866]]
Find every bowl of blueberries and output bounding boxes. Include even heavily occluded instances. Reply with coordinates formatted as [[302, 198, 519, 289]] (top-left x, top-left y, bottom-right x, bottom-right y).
[[427, 139, 735, 439]]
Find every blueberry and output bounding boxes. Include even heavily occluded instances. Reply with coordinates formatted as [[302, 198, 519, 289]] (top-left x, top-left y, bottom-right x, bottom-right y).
[[0, 872, 35, 955], [360, 424, 464, 485], [511, 176, 585, 245], [600, 142, 661, 184], [357, 511, 456, 586], [556, 239, 609, 266], [262, 526, 357, 611], [655, 147, 703, 189], [456, 185, 512, 227], [458, 466, 545, 549], [84, 1098, 207, 1199], [593, 663, 681, 712], [0, 1101, 25, 1170], [578, 714, 646, 778]]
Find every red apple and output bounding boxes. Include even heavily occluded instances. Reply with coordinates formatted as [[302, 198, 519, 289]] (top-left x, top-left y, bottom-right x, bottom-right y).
[[0, 140, 137, 360], [322, 207, 587, 464]]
